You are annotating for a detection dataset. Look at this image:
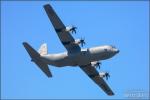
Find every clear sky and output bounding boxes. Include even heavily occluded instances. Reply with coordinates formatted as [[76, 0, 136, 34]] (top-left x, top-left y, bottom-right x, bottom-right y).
[[1, 1, 149, 99]]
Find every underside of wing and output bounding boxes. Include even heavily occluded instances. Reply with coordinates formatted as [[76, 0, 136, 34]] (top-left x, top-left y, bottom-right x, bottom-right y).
[[80, 64, 114, 96], [43, 4, 81, 53]]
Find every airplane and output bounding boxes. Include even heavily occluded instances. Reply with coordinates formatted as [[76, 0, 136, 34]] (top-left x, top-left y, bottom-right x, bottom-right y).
[[23, 4, 119, 96]]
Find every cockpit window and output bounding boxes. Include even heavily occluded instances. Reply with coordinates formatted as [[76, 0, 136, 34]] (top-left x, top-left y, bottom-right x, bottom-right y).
[[104, 49, 107, 51]]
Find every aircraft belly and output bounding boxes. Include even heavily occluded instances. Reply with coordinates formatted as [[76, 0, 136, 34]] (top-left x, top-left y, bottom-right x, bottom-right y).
[[42, 54, 77, 67], [42, 47, 111, 67], [88, 48, 110, 61], [53, 52, 91, 66], [76, 56, 90, 65], [53, 58, 77, 67], [74, 51, 91, 66]]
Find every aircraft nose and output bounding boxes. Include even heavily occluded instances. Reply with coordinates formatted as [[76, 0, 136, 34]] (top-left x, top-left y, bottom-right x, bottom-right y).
[[113, 48, 119, 53], [116, 49, 120, 53]]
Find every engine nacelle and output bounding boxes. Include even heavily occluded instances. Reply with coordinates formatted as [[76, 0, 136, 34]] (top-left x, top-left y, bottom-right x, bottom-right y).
[[91, 61, 99, 67], [70, 38, 85, 47], [65, 25, 77, 34], [99, 72, 110, 80], [65, 26, 73, 32], [74, 39, 81, 44], [72, 39, 84, 45], [99, 72, 106, 78]]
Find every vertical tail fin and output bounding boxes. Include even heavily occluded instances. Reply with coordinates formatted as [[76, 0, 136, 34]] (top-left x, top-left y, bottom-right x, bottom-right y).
[[38, 43, 48, 55]]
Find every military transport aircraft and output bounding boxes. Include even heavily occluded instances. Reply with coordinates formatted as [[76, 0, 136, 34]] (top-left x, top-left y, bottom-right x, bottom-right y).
[[23, 4, 119, 96]]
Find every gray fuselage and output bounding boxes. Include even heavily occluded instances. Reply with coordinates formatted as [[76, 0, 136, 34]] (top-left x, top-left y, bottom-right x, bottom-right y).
[[41, 45, 119, 67]]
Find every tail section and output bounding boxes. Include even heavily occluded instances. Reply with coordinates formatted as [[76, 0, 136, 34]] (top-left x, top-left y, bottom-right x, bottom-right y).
[[23, 42, 52, 77], [38, 43, 48, 55]]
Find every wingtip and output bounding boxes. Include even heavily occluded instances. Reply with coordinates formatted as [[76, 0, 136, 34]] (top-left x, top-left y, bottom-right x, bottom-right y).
[[44, 4, 50, 6], [47, 75, 52, 78], [43, 4, 51, 8], [22, 42, 28, 45], [22, 42, 30, 48], [108, 92, 115, 96]]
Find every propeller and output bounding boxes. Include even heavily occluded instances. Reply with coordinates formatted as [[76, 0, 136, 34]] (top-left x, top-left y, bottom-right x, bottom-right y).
[[105, 72, 110, 80], [95, 62, 101, 69], [71, 26, 77, 34], [80, 38, 86, 47]]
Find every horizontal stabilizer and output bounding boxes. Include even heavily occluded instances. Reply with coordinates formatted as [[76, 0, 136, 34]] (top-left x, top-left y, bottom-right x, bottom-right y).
[[23, 42, 40, 59], [34, 60, 52, 77], [23, 42, 52, 77]]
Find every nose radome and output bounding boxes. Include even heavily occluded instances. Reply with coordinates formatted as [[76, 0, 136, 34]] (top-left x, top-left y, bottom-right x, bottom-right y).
[[116, 49, 120, 53], [113, 48, 119, 53]]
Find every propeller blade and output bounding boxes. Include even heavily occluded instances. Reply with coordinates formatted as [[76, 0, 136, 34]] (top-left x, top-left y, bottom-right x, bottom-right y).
[[71, 26, 77, 34], [106, 76, 108, 80], [105, 72, 110, 80], [80, 38, 85, 47], [96, 62, 101, 69]]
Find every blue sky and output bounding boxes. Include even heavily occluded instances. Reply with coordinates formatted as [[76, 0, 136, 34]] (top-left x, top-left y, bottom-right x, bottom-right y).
[[1, 1, 149, 99]]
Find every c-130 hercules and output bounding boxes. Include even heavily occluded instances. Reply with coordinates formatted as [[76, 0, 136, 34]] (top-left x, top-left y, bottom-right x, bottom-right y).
[[23, 4, 119, 96]]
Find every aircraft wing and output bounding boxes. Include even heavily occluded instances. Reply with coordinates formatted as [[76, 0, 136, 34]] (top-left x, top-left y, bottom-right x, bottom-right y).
[[80, 65, 114, 96], [43, 4, 81, 53]]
